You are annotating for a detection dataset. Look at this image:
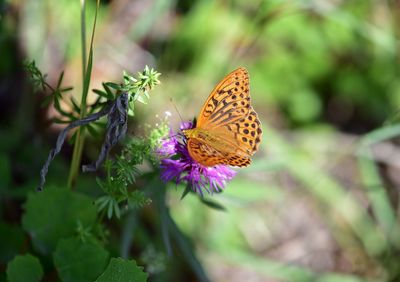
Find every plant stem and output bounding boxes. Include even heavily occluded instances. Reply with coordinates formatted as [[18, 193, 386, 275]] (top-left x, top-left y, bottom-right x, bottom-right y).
[[67, 0, 88, 189]]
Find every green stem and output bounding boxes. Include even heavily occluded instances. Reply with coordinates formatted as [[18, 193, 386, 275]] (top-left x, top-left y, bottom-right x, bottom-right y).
[[67, 0, 99, 188], [80, 0, 87, 84], [67, 0, 87, 189]]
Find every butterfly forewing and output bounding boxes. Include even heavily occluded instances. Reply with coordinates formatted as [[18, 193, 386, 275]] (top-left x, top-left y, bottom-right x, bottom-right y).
[[197, 68, 251, 129]]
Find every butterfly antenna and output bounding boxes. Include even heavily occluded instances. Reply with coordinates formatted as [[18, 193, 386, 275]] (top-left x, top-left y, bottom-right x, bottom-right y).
[[170, 98, 184, 123]]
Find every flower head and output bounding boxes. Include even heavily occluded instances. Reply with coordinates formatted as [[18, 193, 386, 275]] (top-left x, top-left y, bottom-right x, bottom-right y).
[[157, 121, 236, 195]]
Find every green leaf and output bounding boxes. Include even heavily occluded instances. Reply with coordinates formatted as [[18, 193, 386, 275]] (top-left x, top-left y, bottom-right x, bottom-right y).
[[199, 198, 226, 211], [93, 89, 112, 100], [128, 100, 135, 117], [6, 254, 44, 282], [70, 96, 81, 114], [180, 184, 192, 200], [56, 71, 65, 89], [22, 187, 97, 255], [95, 257, 148, 282], [104, 82, 121, 90], [102, 83, 116, 99], [95, 196, 111, 212], [113, 200, 121, 219], [86, 123, 101, 137], [107, 199, 114, 219], [135, 93, 148, 104], [53, 237, 109, 282], [60, 86, 74, 93]]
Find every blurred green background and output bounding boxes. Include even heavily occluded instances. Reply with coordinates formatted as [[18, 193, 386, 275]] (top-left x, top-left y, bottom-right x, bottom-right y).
[[2, 0, 400, 281]]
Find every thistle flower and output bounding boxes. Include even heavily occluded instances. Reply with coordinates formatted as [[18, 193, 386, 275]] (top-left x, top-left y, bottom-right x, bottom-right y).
[[157, 121, 236, 196]]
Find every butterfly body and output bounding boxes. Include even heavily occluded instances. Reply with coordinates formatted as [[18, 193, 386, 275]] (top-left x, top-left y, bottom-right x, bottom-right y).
[[184, 68, 262, 168]]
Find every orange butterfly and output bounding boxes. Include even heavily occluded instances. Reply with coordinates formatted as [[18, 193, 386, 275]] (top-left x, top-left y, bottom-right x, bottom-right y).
[[183, 67, 262, 167]]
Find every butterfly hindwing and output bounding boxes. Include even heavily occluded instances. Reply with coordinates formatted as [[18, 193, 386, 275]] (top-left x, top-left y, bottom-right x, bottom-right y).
[[225, 107, 262, 154], [187, 138, 252, 168], [187, 138, 227, 167]]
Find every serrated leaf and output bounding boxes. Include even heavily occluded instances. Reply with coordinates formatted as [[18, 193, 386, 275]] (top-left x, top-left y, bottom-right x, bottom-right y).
[[95, 257, 148, 282], [22, 187, 97, 255], [53, 237, 109, 282], [6, 254, 43, 282]]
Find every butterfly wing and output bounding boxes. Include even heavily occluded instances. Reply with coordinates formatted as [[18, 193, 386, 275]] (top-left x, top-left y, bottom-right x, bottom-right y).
[[212, 107, 262, 156], [187, 138, 252, 167], [197, 68, 251, 129], [188, 67, 262, 167]]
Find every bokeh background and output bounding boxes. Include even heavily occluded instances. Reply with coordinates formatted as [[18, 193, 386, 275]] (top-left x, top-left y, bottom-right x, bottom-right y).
[[2, 0, 400, 281]]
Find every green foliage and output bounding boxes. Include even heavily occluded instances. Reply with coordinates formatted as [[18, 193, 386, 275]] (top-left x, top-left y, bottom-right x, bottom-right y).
[[24, 60, 106, 142], [6, 254, 44, 282], [95, 257, 148, 282], [24, 60, 47, 91], [53, 237, 109, 282], [22, 187, 97, 254], [94, 66, 161, 117], [24, 61, 75, 117], [94, 138, 153, 219]]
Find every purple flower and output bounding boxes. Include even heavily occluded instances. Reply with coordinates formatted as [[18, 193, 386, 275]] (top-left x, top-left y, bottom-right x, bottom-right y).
[[157, 121, 236, 195]]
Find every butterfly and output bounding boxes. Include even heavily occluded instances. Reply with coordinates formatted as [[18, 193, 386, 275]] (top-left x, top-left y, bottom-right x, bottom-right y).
[[183, 67, 262, 167]]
